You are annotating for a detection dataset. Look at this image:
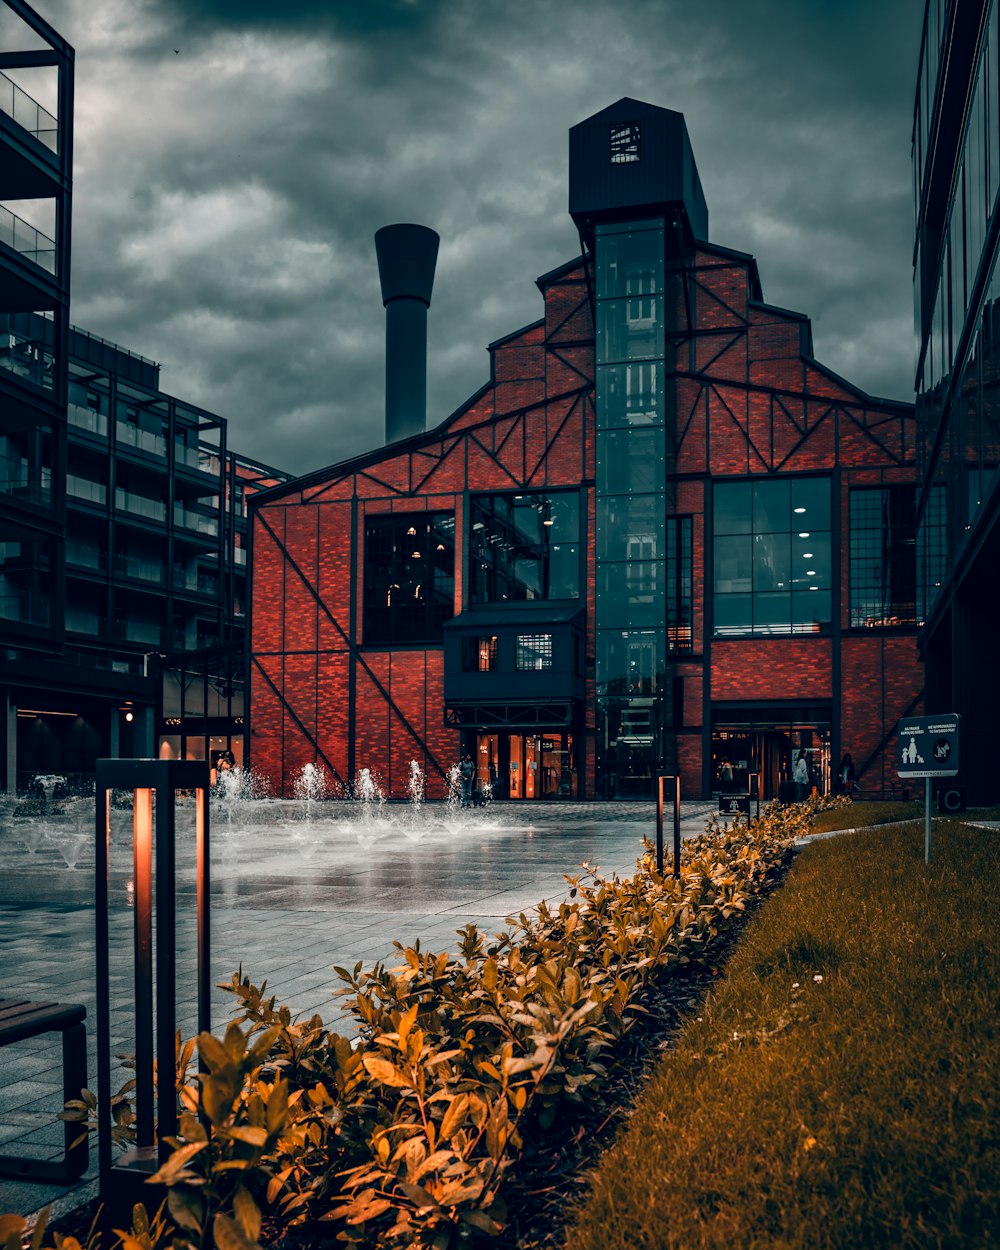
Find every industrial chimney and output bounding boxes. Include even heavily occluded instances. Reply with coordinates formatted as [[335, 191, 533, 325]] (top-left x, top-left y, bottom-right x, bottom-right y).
[[374, 223, 439, 444]]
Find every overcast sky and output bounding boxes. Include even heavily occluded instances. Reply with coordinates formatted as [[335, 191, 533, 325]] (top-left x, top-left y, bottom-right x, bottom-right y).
[[7, 0, 922, 476]]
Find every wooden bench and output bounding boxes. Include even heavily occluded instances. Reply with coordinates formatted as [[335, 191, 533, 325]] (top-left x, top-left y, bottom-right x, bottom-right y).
[[0, 997, 88, 1183]]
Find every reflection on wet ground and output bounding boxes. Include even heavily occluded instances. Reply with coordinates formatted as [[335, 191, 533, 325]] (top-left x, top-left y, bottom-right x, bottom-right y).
[[0, 798, 715, 1216]]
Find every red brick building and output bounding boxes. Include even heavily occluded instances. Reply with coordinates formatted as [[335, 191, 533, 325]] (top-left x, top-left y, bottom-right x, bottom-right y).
[[248, 99, 921, 802]]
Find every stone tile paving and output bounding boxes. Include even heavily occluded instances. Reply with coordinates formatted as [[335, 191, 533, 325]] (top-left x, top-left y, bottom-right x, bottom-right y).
[[0, 798, 716, 1218]]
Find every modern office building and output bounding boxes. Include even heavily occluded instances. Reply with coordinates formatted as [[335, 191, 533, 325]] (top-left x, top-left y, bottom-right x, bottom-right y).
[[913, 0, 1000, 804], [0, 310, 289, 789], [0, 0, 290, 789], [249, 98, 923, 802]]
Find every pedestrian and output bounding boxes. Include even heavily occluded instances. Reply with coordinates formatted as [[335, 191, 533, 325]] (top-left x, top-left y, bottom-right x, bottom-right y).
[[459, 753, 474, 808], [838, 752, 856, 797], [793, 749, 810, 802]]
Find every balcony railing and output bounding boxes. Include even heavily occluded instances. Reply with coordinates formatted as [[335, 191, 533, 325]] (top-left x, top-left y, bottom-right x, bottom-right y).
[[0, 585, 49, 626], [65, 542, 105, 571], [0, 71, 58, 152], [0, 204, 56, 274], [173, 505, 219, 537], [117, 420, 166, 458], [115, 488, 166, 522], [115, 554, 165, 585], [176, 444, 221, 477], [67, 475, 106, 505], [69, 402, 109, 438], [112, 618, 164, 646]]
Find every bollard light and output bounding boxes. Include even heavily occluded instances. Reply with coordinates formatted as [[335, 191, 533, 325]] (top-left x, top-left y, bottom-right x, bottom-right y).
[[655, 772, 681, 876], [94, 759, 211, 1206]]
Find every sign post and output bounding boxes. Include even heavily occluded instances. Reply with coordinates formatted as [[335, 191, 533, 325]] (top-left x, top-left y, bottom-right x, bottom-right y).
[[896, 714, 960, 863]]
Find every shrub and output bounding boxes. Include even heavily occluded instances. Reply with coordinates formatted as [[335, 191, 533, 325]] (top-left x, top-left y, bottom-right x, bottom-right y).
[[12, 801, 811, 1250]]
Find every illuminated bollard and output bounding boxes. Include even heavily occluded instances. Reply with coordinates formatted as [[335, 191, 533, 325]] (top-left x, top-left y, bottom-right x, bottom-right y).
[[94, 759, 211, 1203]]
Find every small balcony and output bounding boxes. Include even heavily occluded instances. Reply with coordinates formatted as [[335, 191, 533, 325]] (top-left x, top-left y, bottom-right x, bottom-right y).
[[0, 71, 58, 153], [0, 203, 56, 274]]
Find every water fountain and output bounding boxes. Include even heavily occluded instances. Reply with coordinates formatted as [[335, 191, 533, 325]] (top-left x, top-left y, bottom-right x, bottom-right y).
[[35, 773, 66, 807]]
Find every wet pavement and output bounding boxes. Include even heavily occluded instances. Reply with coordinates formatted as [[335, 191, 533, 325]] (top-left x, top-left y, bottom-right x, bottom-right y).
[[0, 796, 716, 1218]]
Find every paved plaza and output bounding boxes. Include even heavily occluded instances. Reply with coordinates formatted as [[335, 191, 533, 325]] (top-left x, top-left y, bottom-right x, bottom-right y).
[[0, 796, 717, 1218]]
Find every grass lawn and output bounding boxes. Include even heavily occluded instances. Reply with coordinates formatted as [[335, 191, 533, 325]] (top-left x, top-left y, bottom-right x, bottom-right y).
[[563, 819, 999, 1249]]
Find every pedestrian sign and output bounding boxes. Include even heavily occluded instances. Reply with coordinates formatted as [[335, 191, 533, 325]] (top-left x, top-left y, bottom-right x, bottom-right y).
[[897, 714, 960, 779]]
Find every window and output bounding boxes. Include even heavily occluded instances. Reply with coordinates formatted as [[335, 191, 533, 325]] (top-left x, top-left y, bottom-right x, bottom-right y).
[[516, 634, 553, 670], [714, 478, 831, 636], [364, 512, 455, 644], [665, 516, 693, 652], [610, 121, 641, 164], [462, 635, 497, 672], [471, 492, 579, 602], [850, 487, 918, 628]]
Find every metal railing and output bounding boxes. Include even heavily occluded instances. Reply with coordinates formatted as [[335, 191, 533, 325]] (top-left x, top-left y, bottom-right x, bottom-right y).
[[0, 71, 58, 152], [0, 204, 57, 273]]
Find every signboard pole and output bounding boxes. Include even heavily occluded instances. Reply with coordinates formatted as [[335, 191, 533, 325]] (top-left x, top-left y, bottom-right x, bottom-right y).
[[925, 777, 932, 864], [896, 713, 960, 866]]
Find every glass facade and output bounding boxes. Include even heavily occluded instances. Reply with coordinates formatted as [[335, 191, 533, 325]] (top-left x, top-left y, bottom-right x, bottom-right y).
[[363, 512, 455, 644], [713, 478, 831, 636], [915, 0, 1000, 620], [849, 487, 918, 628], [594, 218, 670, 796], [470, 491, 579, 602]]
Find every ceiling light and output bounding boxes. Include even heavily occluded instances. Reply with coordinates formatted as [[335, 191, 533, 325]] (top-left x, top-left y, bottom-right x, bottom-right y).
[[406, 526, 417, 536], [809, 586, 819, 591], [794, 507, 806, 514], [806, 570, 817, 576], [411, 551, 421, 559], [803, 552, 814, 559], [798, 531, 810, 538]]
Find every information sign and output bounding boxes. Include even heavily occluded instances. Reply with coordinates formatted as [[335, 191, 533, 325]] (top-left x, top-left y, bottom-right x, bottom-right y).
[[896, 714, 960, 779]]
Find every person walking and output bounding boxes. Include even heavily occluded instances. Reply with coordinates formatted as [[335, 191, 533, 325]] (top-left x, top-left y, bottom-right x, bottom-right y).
[[459, 753, 475, 808], [793, 749, 810, 802], [838, 752, 856, 797]]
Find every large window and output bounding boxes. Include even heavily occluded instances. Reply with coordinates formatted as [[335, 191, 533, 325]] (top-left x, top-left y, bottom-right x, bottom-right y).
[[364, 512, 455, 644], [470, 492, 579, 602], [850, 487, 918, 628], [516, 634, 553, 670], [714, 478, 831, 636]]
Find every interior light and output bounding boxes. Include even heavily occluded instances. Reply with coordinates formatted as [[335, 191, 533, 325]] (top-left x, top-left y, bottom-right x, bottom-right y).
[[406, 526, 417, 536], [411, 550, 422, 559], [125, 710, 134, 723], [543, 516, 554, 526], [809, 585, 819, 591], [798, 531, 810, 538], [803, 552, 814, 559], [436, 543, 446, 551], [794, 507, 806, 514], [806, 570, 817, 576]]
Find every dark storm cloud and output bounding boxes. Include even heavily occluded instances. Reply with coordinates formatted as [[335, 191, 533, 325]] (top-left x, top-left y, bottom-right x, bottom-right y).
[[24, 0, 920, 474]]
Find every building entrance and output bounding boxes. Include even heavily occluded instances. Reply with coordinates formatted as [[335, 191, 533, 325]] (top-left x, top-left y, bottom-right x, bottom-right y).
[[474, 731, 577, 800], [711, 717, 830, 800]]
